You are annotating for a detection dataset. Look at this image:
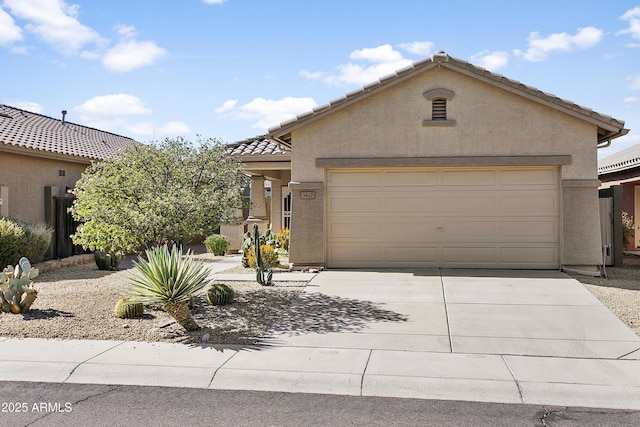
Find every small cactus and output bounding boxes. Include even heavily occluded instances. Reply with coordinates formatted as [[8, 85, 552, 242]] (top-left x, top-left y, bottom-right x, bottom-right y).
[[114, 298, 144, 318], [0, 257, 38, 313], [206, 283, 235, 306], [254, 224, 273, 286], [94, 251, 122, 271]]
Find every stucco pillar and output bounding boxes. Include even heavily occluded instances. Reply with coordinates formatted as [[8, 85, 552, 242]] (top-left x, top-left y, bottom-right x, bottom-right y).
[[220, 208, 245, 253], [247, 175, 268, 232], [562, 179, 603, 275], [288, 181, 324, 268]]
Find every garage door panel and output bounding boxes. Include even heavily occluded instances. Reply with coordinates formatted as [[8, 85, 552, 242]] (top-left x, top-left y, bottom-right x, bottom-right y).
[[500, 220, 558, 239], [385, 246, 440, 263], [441, 170, 497, 186], [440, 220, 499, 239], [328, 196, 382, 213], [385, 195, 440, 212], [390, 221, 440, 239], [326, 167, 560, 269], [441, 193, 498, 213], [329, 245, 384, 264], [499, 169, 558, 186], [329, 171, 381, 187], [442, 247, 498, 264], [383, 170, 438, 187], [500, 246, 558, 265], [329, 220, 385, 239], [500, 192, 558, 213]]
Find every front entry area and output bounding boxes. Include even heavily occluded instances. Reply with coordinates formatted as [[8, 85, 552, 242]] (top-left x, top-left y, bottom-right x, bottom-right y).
[[325, 166, 560, 269]]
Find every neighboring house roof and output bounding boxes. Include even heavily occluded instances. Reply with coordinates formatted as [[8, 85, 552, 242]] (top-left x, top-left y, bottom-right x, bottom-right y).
[[268, 51, 628, 145], [0, 104, 137, 162], [227, 135, 289, 158], [598, 143, 640, 175]]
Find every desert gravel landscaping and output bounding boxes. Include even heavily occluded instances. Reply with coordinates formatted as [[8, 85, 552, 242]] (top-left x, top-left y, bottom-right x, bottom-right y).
[[1, 251, 639, 345], [0, 250, 305, 346]]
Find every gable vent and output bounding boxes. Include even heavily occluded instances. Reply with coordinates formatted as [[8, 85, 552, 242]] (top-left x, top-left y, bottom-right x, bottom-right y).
[[432, 98, 447, 120]]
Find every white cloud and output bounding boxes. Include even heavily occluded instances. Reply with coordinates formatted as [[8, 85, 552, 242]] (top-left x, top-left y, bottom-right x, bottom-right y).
[[216, 97, 317, 130], [299, 69, 328, 80], [75, 94, 151, 116], [0, 7, 22, 44], [203, 0, 227, 4], [350, 44, 404, 63], [73, 94, 188, 138], [126, 121, 191, 138], [514, 26, 604, 61], [628, 74, 640, 90], [397, 41, 434, 56], [470, 50, 509, 71], [3, 0, 104, 55], [214, 99, 238, 114], [3, 99, 43, 113], [303, 44, 415, 88], [624, 96, 640, 106], [114, 24, 137, 40], [102, 39, 167, 72], [619, 7, 640, 40]]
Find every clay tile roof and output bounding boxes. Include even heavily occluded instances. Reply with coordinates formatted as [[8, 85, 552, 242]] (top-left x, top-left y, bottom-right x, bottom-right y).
[[268, 52, 627, 142], [598, 143, 640, 174], [0, 104, 137, 160], [226, 135, 289, 157]]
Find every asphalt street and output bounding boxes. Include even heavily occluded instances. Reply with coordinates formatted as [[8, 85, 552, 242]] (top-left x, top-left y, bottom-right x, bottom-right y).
[[1, 381, 639, 427]]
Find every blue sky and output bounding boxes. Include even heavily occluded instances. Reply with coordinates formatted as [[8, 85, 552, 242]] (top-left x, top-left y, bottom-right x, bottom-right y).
[[1, 0, 640, 159]]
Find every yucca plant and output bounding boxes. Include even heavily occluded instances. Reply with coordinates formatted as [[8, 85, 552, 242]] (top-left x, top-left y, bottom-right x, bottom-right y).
[[126, 244, 212, 331]]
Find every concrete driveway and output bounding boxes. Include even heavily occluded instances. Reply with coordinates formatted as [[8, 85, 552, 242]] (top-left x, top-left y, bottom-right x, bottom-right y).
[[251, 269, 640, 408]]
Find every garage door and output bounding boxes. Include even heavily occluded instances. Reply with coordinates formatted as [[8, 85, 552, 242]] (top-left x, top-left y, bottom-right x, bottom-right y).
[[326, 167, 560, 269]]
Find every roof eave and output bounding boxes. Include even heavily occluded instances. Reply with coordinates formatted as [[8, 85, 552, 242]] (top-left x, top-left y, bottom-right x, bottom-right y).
[[267, 53, 627, 142], [0, 142, 97, 164]]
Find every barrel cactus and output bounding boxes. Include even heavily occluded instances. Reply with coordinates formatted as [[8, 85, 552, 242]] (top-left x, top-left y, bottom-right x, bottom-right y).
[[114, 298, 144, 319], [206, 283, 235, 306], [94, 251, 122, 271], [0, 257, 39, 314]]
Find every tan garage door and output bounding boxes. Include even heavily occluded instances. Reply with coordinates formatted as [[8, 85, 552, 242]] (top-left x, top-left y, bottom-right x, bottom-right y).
[[326, 167, 560, 269]]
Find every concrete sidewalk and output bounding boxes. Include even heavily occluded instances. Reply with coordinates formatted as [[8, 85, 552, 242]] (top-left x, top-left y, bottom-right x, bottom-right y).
[[1, 268, 640, 410]]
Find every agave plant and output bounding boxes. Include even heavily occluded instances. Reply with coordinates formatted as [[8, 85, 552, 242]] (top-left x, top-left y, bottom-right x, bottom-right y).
[[127, 244, 212, 331]]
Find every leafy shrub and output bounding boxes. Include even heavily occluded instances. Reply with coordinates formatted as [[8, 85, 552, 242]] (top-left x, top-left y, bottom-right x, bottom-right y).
[[0, 219, 53, 269], [246, 244, 279, 269], [19, 221, 53, 263], [276, 228, 290, 252], [204, 234, 230, 256], [241, 227, 277, 267], [0, 219, 25, 269]]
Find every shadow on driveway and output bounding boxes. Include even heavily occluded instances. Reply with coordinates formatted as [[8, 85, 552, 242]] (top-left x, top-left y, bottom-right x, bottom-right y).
[[269, 292, 408, 335]]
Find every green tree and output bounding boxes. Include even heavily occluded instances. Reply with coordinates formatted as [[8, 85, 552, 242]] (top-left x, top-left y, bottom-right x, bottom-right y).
[[71, 136, 247, 254]]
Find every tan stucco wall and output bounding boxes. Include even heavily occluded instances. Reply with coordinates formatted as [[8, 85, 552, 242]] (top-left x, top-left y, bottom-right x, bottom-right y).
[[288, 67, 603, 269], [0, 150, 88, 223]]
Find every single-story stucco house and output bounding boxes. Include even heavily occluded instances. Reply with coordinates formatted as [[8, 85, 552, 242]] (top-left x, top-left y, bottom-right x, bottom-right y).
[[231, 52, 628, 274], [0, 104, 136, 256], [599, 143, 640, 250]]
